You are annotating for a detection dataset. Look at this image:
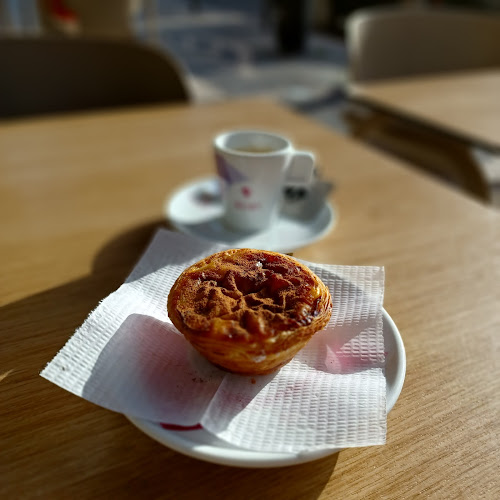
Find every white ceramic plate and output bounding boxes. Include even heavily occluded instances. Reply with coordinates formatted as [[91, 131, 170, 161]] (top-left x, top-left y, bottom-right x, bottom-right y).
[[127, 308, 405, 468], [164, 177, 336, 253]]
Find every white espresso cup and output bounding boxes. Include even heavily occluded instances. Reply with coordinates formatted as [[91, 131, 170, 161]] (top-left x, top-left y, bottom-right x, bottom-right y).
[[214, 130, 315, 232]]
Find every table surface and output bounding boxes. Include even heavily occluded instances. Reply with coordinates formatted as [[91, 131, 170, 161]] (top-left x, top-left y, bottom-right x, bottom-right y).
[[1, 98, 499, 499], [349, 68, 500, 152]]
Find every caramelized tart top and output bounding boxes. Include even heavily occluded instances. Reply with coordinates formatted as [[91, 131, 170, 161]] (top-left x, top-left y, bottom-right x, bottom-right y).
[[167, 249, 332, 344]]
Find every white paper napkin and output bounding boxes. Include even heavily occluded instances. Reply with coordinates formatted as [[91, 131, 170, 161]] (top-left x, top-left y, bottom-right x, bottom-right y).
[[41, 229, 386, 453]]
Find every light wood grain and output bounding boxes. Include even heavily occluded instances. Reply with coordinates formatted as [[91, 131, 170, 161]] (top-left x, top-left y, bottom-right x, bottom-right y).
[[350, 68, 500, 152], [1, 98, 499, 499]]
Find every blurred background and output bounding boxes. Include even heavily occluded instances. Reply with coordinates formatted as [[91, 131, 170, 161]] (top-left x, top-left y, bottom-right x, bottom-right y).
[[1, 0, 500, 205]]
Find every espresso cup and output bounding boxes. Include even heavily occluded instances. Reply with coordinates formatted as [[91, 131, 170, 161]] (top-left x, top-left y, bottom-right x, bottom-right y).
[[214, 130, 315, 232]]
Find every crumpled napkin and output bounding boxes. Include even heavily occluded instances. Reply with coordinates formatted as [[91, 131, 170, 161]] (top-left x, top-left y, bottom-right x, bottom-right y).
[[41, 229, 386, 453]]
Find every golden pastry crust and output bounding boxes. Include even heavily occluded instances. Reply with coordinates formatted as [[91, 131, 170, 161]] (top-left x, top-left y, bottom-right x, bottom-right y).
[[167, 249, 332, 375]]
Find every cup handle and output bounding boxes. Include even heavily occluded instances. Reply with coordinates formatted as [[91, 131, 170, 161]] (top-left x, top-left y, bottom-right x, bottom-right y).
[[285, 151, 315, 186]]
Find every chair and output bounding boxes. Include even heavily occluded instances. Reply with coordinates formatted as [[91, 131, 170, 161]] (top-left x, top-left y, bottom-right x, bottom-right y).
[[346, 6, 500, 83], [0, 37, 190, 119], [343, 6, 500, 202]]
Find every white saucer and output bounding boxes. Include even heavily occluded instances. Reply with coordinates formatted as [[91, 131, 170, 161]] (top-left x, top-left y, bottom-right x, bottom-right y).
[[164, 177, 336, 253], [127, 308, 406, 468]]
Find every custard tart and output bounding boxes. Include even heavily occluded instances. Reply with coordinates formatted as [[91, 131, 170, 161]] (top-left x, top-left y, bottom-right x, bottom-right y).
[[167, 249, 332, 375]]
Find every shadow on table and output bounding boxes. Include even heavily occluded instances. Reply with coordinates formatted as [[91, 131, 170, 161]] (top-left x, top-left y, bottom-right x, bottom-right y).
[[1, 218, 171, 375], [0, 218, 339, 498]]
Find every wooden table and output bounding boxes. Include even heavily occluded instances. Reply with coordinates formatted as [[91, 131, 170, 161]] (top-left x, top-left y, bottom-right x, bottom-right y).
[[1, 98, 499, 499], [349, 68, 500, 152]]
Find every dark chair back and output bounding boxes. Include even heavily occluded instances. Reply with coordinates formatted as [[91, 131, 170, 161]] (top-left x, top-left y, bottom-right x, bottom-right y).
[[0, 37, 190, 118]]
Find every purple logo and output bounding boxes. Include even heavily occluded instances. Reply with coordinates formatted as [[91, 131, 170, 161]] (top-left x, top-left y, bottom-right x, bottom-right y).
[[215, 154, 247, 185]]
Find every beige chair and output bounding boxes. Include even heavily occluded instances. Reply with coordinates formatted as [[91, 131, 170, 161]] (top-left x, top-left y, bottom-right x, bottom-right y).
[[344, 6, 500, 202], [347, 6, 500, 83], [0, 37, 190, 119]]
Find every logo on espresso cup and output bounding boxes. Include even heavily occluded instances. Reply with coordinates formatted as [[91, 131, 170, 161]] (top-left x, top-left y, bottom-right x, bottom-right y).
[[215, 154, 247, 185]]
